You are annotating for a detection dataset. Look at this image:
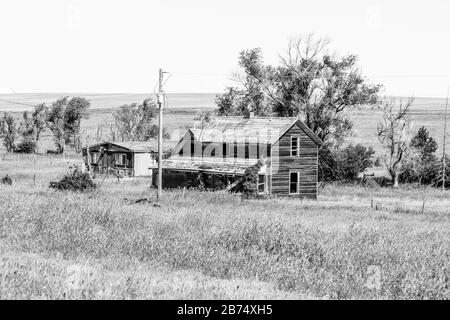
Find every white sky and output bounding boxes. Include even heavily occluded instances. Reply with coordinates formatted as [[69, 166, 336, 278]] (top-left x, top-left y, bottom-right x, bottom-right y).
[[1, 0, 450, 97]]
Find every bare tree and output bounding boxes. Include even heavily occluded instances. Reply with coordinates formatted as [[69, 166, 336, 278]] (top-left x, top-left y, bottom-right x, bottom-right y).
[[377, 97, 414, 188]]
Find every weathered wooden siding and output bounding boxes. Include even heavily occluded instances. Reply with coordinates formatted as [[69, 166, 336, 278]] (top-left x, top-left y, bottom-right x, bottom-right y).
[[270, 123, 318, 199], [175, 137, 270, 160]]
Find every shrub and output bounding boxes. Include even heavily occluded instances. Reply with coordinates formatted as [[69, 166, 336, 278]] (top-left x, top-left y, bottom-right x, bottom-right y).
[[361, 177, 379, 188], [320, 144, 375, 181], [337, 144, 375, 180], [1, 174, 12, 185], [14, 139, 37, 154], [319, 145, 339, 181], [235, 161, 263, 198], [49, 168, 96, 192], [399, 154, 440, 185]]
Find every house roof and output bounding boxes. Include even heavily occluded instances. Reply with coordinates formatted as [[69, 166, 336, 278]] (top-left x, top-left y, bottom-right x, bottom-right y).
[[189, 117, 322, 145], [83, 140, 174, 153], [162, 156, 267, 175], [112, 140, 158, 152]]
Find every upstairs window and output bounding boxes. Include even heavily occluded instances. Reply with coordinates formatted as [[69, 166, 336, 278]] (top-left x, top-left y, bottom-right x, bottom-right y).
[[291, 137, 300, 157]]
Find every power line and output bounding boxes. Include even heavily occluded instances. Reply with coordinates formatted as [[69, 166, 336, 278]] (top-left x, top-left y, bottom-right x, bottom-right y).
[[369, 74, 450, 79], [162, 72, 173, 87], [0, 98, 36, 107], [165, 71, 231, 77]]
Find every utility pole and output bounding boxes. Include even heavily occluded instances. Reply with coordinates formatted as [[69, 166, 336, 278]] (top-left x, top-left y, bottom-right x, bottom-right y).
[[86, 133, 91, 173], [442, 87, 449, 191], [157, 68, 164, 199]]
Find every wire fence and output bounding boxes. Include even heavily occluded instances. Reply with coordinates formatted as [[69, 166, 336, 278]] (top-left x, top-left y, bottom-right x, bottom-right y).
[[0, 153, 83, 165]]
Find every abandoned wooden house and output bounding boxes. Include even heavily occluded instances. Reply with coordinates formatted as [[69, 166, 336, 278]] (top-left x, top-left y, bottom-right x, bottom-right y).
[[158, 116, 323, 199], [82, 141, 160, 177]]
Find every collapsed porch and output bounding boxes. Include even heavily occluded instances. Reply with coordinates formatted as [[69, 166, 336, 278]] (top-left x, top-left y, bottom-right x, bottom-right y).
[[155, 156, 270, 193]]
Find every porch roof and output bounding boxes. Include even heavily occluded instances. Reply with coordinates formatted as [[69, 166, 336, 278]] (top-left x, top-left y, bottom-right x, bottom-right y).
[[83, 140, 174, 153], [161, 156, 266, 175]]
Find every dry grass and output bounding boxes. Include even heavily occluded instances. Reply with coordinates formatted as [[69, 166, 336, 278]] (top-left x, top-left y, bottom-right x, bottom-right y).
[[0, 155, 449, 299]]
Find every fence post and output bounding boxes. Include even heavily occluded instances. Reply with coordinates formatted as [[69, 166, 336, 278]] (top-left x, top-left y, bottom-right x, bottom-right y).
[[421, 200, 426, 214]]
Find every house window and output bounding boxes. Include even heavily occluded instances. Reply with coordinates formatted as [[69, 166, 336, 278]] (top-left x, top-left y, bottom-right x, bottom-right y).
[[115, 153, 127, 166], [291, 137, 300, 157], [258, 174, 266, 193], [289, 171, 300, 194]]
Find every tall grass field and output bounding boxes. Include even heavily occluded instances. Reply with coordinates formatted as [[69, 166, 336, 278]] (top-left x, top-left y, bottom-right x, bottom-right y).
[[0, 155, 449, 299]]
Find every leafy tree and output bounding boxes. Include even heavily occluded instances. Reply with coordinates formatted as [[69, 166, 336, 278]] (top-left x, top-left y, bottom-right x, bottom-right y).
[[318, 143, 339, 181], [215, 87, 245, 116], [32, 103, 47, 142], [17, 104, 48, 153], [217, 35, 381, 145], [46, 97, 69, 154], [337, 144, 375, 180], [19, 111, 35, 139], [0, 113, 18, 152], [377, 97, 414, 188], [319, 143, 375, 181], [112, 98, 168, 141], [409, 126, 438, 159], [399, 127, 439, 185], [64, 97, 90, 151], [45, 97, 90, 153]]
